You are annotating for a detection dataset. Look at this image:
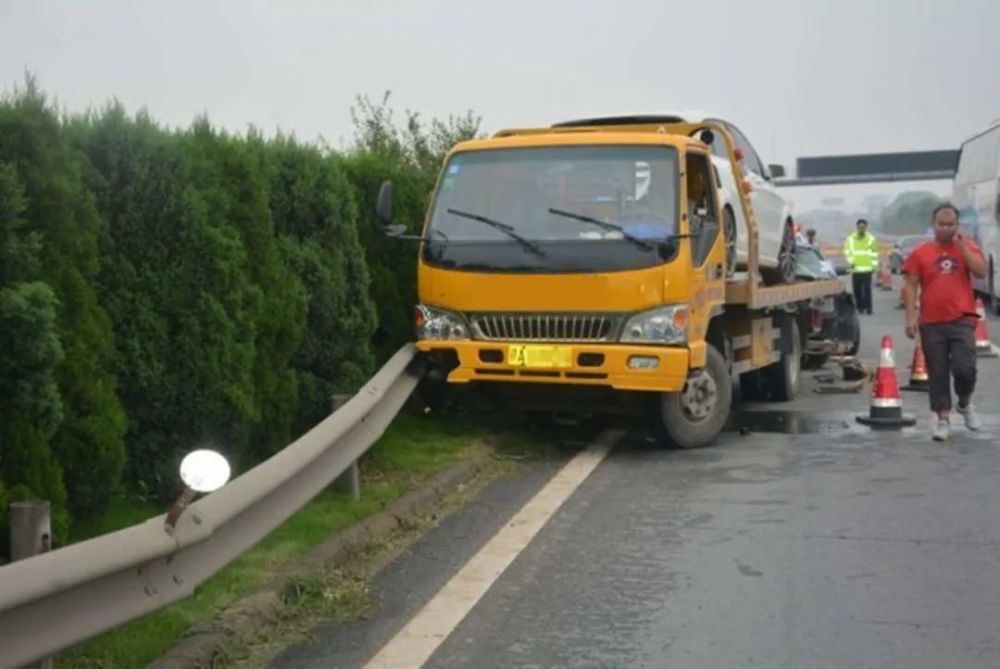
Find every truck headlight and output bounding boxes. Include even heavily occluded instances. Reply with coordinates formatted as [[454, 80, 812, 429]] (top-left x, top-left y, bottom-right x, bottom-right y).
[[415, 305, 469, 341], [620, 305, 688, 344]]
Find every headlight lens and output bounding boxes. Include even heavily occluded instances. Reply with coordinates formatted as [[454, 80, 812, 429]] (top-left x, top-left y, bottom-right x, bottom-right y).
[[620, 305, 688, 344], [415, 305, 469, 341]]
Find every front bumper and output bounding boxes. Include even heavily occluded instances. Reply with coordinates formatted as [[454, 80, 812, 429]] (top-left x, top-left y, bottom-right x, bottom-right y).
[[416, 340, 690, 392]]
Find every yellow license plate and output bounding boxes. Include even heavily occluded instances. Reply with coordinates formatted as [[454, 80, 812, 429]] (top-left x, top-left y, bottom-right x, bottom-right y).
[[507, 345, 573, 369]]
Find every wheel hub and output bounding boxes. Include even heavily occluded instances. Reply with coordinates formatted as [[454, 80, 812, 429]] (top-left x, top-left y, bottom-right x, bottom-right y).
[[680, 370, 718, 422]]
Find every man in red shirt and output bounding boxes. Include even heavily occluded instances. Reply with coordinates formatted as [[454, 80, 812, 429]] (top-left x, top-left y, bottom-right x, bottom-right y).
[[902, 203, 987, 441]]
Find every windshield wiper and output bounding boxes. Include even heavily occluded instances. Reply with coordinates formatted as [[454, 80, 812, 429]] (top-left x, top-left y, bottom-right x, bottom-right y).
[[547, 208, 654, 251], [446, 208, 547, 257]]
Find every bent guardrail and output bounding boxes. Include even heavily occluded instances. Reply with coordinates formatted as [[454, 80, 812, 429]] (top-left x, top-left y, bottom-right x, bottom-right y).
[[0, 345, 422, 669]]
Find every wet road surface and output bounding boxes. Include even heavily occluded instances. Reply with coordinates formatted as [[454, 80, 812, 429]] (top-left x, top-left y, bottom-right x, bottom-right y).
[[273, 289, 1000, 669]]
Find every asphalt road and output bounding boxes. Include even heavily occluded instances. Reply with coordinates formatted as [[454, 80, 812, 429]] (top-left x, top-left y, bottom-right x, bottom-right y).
[[273, 286, 1000, 669]]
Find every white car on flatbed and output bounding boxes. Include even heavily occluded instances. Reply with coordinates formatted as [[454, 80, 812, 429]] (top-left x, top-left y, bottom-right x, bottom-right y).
[[553, 113, 798, 284]]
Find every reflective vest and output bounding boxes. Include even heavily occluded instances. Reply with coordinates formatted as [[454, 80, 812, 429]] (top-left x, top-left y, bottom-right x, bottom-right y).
[[844, 232, 879, 272]]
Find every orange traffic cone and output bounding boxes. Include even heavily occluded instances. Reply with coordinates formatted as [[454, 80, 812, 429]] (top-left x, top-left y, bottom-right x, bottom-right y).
[[901, 335, 929, 392], [975, 299, 997, 358], [877, 265, 893, 291], [857, 335, 916, 427]]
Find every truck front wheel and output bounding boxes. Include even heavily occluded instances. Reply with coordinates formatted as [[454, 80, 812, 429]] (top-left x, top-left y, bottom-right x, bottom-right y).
[[655, 345, 732, 449]]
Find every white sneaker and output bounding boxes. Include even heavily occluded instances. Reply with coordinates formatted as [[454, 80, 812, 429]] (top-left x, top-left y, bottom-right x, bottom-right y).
[[932, 419, 951, 442], [956, 404, 982, 431]]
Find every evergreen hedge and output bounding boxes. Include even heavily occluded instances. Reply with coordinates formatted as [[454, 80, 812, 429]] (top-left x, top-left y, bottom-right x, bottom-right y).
[[0, 82, 479, 549]]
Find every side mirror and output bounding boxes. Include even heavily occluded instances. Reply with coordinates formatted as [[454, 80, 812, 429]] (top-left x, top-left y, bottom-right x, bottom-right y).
[[385, 224, 407, 238], [768, 164, 786, 179], [376, 180, 393, 225], [688, 212, 705, 236]]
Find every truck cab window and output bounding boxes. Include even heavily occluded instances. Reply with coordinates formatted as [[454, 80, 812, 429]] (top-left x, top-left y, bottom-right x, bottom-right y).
[[687, 152, 719, 267]]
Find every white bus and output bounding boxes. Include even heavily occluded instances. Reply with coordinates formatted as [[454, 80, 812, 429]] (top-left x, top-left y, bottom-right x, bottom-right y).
[[954, 118, 1000, 313]]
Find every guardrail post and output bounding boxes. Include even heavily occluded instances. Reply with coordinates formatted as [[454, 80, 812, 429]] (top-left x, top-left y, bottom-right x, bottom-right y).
[[331, 393, 361, 500], [10, 501, 54, 669]]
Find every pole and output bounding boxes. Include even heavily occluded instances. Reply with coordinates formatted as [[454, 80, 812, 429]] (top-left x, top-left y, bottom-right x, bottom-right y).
[[331, 393, 361, 500], [10, 501, 54, 669]]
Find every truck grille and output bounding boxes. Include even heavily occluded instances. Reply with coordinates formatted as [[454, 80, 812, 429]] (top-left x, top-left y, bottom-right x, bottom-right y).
[[469, 313, 620, 342]]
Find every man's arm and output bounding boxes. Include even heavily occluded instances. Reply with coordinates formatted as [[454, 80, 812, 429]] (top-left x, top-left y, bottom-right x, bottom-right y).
[[903, 271, 920, 339], [957, 236, 987, 278]]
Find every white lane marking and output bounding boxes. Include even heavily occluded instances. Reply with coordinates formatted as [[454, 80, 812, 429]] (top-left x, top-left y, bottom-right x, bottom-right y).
[[363, 430, 620, 669]]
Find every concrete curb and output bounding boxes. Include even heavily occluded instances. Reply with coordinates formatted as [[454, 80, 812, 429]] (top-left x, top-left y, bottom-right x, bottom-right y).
[[150, 459, 486, 669]]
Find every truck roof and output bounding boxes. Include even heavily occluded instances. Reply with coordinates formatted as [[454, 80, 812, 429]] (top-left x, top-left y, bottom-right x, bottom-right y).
[[472, 127, 706, 150], [552, 111, 723, 128]]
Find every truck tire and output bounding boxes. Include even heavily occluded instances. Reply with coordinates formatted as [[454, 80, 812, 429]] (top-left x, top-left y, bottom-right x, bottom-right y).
[[739, 368, 767, 401], [417, 377, 452, 415], [655, 345, 732, 449], [738, 320, 803, 400], [764, 319, 801, 401]]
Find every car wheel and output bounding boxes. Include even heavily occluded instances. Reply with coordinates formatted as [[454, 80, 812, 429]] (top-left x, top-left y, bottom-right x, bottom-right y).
[[778, 220, 798, 284], [762, 219, 798, 285]]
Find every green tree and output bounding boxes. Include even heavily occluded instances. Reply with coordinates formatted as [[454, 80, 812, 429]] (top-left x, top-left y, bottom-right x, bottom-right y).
[[0, 163, 42, 284], [0, 82, 127, 520], [182, 121, 308, 461], [264, 137, 377, 432], [0, 281, 69, 543], [71, 106, 264, 494], [0, 139, 70, 550], [0, 282, 63, 439], [344, 92, 481, 361], [349, 92, 481, 171], [0, 80, 481, 530]]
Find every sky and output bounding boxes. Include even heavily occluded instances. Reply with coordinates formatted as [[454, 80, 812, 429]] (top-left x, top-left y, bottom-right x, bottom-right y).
[[1, 0, 998, 213]]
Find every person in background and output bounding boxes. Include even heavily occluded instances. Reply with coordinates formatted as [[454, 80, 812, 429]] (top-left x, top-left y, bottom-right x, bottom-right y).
[[844, 219, 878, 314], [902, 203, 987, 442], [806, 228, 818, 247]]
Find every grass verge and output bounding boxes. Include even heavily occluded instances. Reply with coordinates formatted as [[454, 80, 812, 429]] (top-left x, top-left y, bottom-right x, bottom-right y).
[[56, 411, 513, 669]]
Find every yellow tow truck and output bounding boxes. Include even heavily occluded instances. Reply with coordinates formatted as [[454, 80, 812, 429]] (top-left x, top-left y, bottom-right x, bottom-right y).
[[376, 117, 848, 448]]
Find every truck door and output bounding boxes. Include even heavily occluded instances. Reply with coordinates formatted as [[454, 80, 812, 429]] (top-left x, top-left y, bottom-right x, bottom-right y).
[[685, 150, 726, 364]]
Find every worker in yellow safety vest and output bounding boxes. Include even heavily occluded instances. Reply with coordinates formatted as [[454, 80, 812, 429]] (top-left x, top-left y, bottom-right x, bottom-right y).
[[844, 218, 879, 314]]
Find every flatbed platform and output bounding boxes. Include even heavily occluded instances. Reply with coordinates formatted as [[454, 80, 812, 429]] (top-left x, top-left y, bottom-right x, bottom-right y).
[[726, 277, 845, 309]]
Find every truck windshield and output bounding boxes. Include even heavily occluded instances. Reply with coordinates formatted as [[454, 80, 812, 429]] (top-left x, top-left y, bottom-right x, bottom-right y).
[[424, 145, 679, 273]]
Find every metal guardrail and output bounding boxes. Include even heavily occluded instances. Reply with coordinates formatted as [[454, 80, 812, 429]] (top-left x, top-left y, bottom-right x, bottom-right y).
[[774, 170, 956, 187], [0, 345, 423, 669]]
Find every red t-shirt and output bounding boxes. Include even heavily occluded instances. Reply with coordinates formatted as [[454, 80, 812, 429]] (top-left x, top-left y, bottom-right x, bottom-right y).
[[901, 238, 983, 324]]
